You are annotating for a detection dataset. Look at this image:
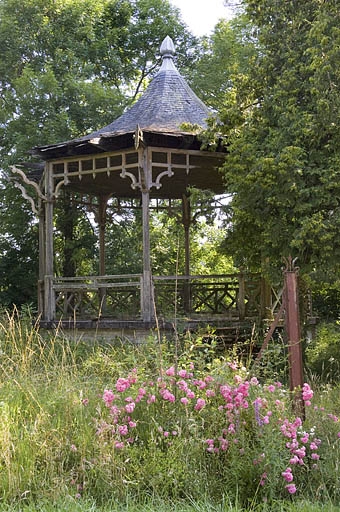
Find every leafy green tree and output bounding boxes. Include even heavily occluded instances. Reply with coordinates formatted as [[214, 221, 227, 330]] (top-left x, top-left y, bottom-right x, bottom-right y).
[[211, 0, 340, 281], [190, 15, 257, 110], [0, 0, 197, 307]]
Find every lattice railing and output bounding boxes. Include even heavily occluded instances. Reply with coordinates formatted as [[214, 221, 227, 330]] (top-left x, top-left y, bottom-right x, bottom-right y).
[[153, 274, 262, 319], [52, 273, 270, 322], [53, 275, 142, 320]]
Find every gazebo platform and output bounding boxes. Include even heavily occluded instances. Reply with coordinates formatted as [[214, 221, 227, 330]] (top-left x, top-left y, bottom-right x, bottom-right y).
[[37, 271, 278, 345]]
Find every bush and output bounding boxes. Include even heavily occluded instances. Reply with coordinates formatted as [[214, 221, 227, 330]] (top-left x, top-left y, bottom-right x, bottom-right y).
[[305, 322, 340, 381]]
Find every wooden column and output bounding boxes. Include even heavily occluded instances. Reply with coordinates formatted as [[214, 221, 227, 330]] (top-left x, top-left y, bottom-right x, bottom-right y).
[[260, 277, 273, 320], [284, 257, 305, 419], [182, 194, 191, 313], [43, 163, 55, 322], [98, 195, 109, 315], [238, 271, 246, 321], [38, 202, 45, 316], [141, 149, 153, 322]]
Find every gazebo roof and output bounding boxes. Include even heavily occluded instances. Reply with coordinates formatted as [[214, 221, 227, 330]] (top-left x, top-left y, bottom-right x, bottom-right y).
[[87, 36, 211, 137], [32, 36, 218, 160]]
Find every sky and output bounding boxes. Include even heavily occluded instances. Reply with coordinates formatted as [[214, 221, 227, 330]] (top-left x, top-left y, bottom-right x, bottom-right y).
[[169, 0, 235, 36]]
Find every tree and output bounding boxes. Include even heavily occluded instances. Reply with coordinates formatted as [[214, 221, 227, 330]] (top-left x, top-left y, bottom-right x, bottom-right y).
[[0, 0, 197, 307], [190, 15, 257, 110], [210, 0, 340, 281]]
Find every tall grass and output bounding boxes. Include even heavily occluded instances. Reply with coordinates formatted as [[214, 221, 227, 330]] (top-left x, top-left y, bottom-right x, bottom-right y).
[[0, 309, 339, 510]]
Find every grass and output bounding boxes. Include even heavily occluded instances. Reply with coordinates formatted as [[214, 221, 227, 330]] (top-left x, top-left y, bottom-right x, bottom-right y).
[[0, 309, 339, 511], [0, 498, 340, 511]]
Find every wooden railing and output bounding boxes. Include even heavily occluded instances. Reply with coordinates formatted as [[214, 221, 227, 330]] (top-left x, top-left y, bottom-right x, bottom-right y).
[[49, 273, 277, 323]]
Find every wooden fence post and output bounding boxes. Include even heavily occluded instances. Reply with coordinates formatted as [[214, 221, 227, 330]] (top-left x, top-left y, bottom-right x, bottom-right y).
[[283, 257, 305, 420]]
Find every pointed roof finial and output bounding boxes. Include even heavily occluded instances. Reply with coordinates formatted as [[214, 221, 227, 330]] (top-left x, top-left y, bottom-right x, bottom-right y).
[[160, 36, 176, 57], [159, 36, 177, 72]]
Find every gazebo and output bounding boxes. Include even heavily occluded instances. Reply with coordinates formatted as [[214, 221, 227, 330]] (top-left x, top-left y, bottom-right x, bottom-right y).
[[12, 36, 271, 339]]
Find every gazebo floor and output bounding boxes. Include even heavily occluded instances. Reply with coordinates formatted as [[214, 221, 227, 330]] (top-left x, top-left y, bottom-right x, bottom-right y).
[[38, 315, 266, 346]]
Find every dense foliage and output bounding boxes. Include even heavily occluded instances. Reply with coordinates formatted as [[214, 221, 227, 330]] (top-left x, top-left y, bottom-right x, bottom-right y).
[[0, 0, 198, 307], [211, 0, 340, 282]]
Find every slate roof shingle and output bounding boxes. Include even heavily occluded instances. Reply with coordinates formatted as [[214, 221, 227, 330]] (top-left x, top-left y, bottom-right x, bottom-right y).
[[82, 35, 211, 139]]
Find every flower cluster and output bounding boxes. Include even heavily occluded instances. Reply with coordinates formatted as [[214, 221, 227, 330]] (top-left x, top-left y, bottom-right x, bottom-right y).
[[95, 362, 339, 498]]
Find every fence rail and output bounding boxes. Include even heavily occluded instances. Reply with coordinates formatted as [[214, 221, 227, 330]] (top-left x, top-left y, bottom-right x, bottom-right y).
[[46, 272, 279, 323]]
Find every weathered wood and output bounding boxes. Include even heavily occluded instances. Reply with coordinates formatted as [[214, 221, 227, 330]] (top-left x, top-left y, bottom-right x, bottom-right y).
[[284, 264, 305, 419], [238, 273, 246, 320], [260, 276, 273, 320], [182, 194, 191, 313], [43, 162, 55, 321], [141, 148, 153, 322]]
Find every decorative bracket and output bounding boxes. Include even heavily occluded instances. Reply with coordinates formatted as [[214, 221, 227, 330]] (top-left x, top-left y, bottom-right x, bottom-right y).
[[120, 167, 140, 190], [12, 181, 41, 215], [151, 169, 174, 190], [10, 165, 46, 215]]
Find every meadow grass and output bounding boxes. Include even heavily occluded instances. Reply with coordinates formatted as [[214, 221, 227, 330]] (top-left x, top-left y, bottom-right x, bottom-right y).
[[0, 309, 339, 511]]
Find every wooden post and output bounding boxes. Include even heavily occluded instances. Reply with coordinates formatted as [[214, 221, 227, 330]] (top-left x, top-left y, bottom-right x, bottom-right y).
[[238, 272, 246, 321], [43, 163, 55, 323], [260, 276, 273, 320], [141, 149, 153, 322], [284, 257, 305, 419], [182, 194, 191, 313], [98, 195, 109, 315], [38, 201, 45, 317]]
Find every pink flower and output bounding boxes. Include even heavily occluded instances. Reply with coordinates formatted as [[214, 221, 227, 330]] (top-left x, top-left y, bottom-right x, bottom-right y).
[[118, 425, 128, 436], [163, 431, 169, 438], [177, 380, 188, 392], [285, 484, 297, 494], [115, 378, 130, 392], [180, 397, 189, 405], [302, 383, 313, 402], [293, 447, 306, 458], [137, 387, 146, 398], [114, 441, 124, 449], [147, 394, 156, 404], [206, 389, 215, 398], [194, 398, 206, 411], [250, 377, 259, 386], [70, 444, 77, 452], [103, 389, 115, 406], [300, 433, 309, 444], [310, 442, 318, 451], [161, 389, 175, 402], [228, 361, 238, 370], [128, 421, 137, 428], [282, 468, 293, 482], [178, 369, 188, 378], [260, 472, 267, 486], [311, 453, 320, 460], [125, 402, 135, 413], [187, 390, 195, 399], [82, 398, 89, 406], [266, 384, 276, 393], [165, 366, 175, 376]]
